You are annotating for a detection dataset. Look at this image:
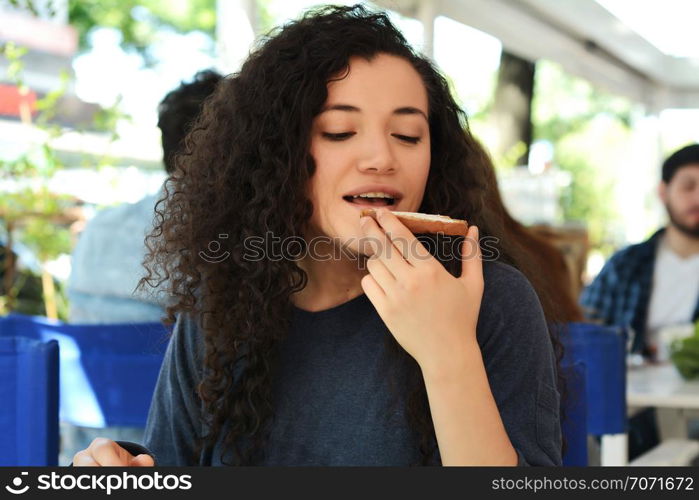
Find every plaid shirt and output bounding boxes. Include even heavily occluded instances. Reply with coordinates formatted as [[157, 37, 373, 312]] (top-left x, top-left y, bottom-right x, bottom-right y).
[[580, 228, 699, 353]]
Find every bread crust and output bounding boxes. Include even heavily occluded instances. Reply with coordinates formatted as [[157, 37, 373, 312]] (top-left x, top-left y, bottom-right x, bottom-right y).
[[360, 208, 469, 236]]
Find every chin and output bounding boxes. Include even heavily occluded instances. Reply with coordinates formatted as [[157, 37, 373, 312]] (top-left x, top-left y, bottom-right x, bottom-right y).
[[339, 230, 368, 257], [305, 222, 359, 257]]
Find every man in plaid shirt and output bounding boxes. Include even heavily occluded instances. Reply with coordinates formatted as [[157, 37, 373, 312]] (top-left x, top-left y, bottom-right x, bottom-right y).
[[581, 144, 699, 357], [580, 144, 699, 460]]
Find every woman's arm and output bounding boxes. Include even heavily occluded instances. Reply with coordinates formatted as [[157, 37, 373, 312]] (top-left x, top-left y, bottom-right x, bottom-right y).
[[71, 315, 205, 467], [422, 340, 518, 466], [141, 313, 206, 465], [423, 263, 561, 466]]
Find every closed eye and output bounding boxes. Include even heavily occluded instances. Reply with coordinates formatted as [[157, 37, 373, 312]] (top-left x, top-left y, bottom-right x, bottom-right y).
[[321, 132, 421, 144], [392, 134, 421, 144], [322, 132, 356, 141]]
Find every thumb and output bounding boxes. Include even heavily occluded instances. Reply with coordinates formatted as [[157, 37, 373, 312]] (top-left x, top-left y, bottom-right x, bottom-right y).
[[460, 225, 483, 282], [129, 454, 155, 467]]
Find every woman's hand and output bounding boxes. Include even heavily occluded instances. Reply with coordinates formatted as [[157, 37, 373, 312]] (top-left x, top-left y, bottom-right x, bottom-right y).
[[358, 208, 484, 379], [72, 438, 154, 467]]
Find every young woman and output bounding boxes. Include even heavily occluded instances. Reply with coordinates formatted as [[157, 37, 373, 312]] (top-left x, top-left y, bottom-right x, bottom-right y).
[[73, 4, 562, 467]]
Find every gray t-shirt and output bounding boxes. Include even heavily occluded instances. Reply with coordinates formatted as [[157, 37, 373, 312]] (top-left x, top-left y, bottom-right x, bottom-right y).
[[141, 261, 562, 466]]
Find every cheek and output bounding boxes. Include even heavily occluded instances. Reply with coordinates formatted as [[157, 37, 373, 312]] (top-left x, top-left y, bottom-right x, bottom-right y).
[[417, 136, 431, 171], [670, 189, 694, 207], [309, 165, 337, 209], [420, 149, 431, 179], [308, 146, 333, 203], [405, 143, 431, 195], [307, 157, 346, 232]]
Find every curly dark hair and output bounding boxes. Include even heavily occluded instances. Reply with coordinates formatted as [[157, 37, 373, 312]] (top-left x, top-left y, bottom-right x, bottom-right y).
[[142, 4, 566, 465], [157, 69, 223, 174]]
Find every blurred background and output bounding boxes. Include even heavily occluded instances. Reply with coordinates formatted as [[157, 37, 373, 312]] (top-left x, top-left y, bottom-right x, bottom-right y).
[[2, 0, 698, 319]]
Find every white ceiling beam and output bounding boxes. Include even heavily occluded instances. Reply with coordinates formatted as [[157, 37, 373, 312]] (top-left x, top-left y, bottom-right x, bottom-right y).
[[417, 0, 437, 58], [374, 0, 699, 108], [518, 0, 699, 89]]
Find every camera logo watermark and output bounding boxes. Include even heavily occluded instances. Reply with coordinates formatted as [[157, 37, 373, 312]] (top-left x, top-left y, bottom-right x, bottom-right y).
[[5, 472, 29, 495], [199, 233, 230, 263], [4, 471, 192, 496]]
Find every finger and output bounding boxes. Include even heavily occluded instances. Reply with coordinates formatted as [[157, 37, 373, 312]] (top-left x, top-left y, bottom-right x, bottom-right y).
[[366, 255, 396, 292], [129, 454, 155, 467], [360, 214, 411, 277], [89, 438, 133, 466], [360, 273, 386, 308], [72, 450, 100, 467], [371, 208, 433, 265], [358, 214, 390, 256], [460, 225, 483, 283]]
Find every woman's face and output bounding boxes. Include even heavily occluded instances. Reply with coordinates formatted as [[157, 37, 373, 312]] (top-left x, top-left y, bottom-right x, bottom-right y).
[[307, 53, 431, 255]]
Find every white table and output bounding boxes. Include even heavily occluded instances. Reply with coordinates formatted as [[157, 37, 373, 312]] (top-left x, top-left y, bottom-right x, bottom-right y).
[[627, 362, 699, 439], [628, 363, 699, 410]]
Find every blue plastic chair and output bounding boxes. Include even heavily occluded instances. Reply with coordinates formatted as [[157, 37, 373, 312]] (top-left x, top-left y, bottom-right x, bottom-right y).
[[561, 322, 628, 465], [0, 336, 59, 466], [561, 361, 588, 466], [0, 314, 170, 428]]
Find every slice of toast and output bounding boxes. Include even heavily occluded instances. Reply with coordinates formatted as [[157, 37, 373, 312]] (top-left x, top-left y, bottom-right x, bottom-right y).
[[360, 209, 469, 236]]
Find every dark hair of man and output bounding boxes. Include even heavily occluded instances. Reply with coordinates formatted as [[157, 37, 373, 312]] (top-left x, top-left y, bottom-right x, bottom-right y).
[[157, 69, 223, 174], [662, 143, 699, 183]]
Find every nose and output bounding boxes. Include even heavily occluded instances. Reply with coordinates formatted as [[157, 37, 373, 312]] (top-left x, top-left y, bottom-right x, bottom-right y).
[[357, 134, 396, 174]]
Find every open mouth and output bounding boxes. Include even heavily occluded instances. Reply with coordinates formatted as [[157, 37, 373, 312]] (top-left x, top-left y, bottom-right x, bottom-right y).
[[343, 193, 397, 207]]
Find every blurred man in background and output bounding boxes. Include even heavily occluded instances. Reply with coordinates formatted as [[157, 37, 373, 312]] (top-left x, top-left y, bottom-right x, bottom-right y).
[[580, 143, 699, 460], [68, 69, 223, 323], [581, 143, 699, 356], [63, 69, 223, 463]]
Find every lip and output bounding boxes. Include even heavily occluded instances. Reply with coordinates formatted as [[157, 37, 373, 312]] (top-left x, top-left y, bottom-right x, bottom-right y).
[[343, 198, 399, 210], [342, 184, 404, 200]]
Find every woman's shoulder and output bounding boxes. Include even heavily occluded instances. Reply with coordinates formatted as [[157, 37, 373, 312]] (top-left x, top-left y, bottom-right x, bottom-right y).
[[170, 313, 206, 364], [170, 312, 245, 381], [479, 260, 546, 333], [482, 260, 536, 300]]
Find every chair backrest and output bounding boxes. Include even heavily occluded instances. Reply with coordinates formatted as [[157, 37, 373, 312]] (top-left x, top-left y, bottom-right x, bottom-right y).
[[561, 361, 588, 466], [0, 336, 59, 466], [561, 322, 627, 436], [0, 314, 170, 428]]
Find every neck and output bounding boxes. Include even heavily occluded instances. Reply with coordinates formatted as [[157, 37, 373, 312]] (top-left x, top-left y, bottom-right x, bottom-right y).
[[664, 225, 699, 258], [291, 240, 368, 312]]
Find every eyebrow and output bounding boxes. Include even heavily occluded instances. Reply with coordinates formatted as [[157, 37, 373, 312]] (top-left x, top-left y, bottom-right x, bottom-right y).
[[321, 104, 428, 121]]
